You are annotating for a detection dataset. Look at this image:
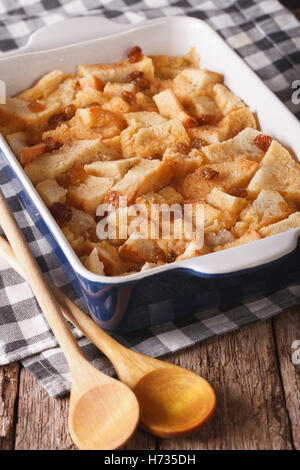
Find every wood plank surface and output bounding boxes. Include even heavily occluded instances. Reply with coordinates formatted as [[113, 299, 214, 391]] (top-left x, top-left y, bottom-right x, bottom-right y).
[[15, 367, 76, 450], [0, 363, 19, 450], [273, 307, 300, 449], [159, 319, 294, 450]]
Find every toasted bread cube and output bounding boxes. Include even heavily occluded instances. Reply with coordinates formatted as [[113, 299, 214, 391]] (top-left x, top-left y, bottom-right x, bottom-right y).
[[158, 186, 184, 205], [16, 71, 66, 101], [76, 106, 125, 133], [106, 159, 172, 205], [67, 175, 114, 214], [212, 84, 245, 115], [259, 212, 300, 237], [176, 240, 209, 261], [119, 236, 166, 264], [186, 93, 222, 120], [247, 140, 300, 203], [6, 132, 28, 160], [79, 75, 104, 91], [231, 221, 249, 238], [134, 92, 157, 112], [177, 158, 259, 200], [20, 143, 46, 166], [102, 97, 131, 114], [121, 119, 190, 158], [153, 89, 193, 125], [214, 230, 261, 251], [25, 139, 104, 185], [173, 68, 223, 101], [84, 157, 140, 179], [78, 55, 154, 83], [150, 48, 200, 79], [36, 179, 67, 207], [123, 111, 166, 128], [103, 82, 136, 98], [61, 208, 96, 252], [81, 247, 105, 275], [207, 187, 247, 214], [240, 190, 291, 231], [202, 127, 264, 163], [1, 79, 77, 128], [72, 88, 106, 108], [206, 229, 235, 249], [96, 241, 130, 276], [188, 107, 257, 145]]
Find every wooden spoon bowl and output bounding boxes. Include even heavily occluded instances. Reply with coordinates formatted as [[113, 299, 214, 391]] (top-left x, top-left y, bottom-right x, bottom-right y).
[[69, 367, 139, 450], [133, 367, 216, 438]]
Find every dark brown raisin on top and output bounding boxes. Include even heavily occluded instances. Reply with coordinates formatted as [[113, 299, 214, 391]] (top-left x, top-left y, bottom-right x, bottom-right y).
[[50, 202, 73, 223], [65, 104, 76, 120], [84, 102, 101, 109], [254, 134, 272, 152], [44, 136, 61, 152], [128, 71, 150, 90], [200, 167, 219, 180], [191, 138, 203, 149], [229, 187, 248, 198], [48, 112, 67, 127], [28, 101, 45, 113], [146, 153, 162, 160], [167, 252, 177, 263], [128, 46, 143, 63], [184, 117, 199, 128], [197, 114, 216, 125], [121, 90, 136, 104]]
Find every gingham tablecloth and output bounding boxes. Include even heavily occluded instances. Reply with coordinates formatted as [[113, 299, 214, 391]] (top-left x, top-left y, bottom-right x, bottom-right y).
[[0, 0, 300, 398]]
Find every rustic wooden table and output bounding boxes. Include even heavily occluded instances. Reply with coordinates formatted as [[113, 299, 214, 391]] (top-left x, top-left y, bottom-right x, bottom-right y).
[[0, 3, 299, 453], [0, 307, 299, 450]]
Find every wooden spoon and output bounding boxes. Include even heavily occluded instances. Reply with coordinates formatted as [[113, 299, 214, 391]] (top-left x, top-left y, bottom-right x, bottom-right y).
[[0, 236, 216, 438], [0, 190, 139, 450]]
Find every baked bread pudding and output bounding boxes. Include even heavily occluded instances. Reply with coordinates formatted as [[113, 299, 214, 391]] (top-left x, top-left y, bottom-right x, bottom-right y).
[[1, 46, 300, 276]]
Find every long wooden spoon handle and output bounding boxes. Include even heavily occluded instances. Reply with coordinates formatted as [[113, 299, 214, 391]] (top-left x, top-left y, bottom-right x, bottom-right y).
[[0, 190, 84, 367], [0, 234, 121, 359]]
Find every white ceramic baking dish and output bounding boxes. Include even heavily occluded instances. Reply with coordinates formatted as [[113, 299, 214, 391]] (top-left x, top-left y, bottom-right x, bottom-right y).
[[0, 16, 299, 330]]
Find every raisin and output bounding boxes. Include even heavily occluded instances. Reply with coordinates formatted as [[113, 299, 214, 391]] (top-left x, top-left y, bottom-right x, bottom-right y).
[[128, 71, 150, 90], [44, 136, 61, 152], [191, 138, 204, 149], [65, 104, 76, 120], [48, 112, 67, 127], [176, 142, 190, 154], [50, 202, 73, 223], [67, 165, 87, 186], [121, 90, 136, 104], [254, 134, 272, 152], [229, 187, 248, 198], [197, 114, 216, 125], [56, 173, 69, 188], [146, 153, 162, 160], [28, 101, 45, 113], [184, 117, 199, 128], [128, 46, 143, 63], [84, 102, 100, 109], [200, 167, 219, 179], [167, 252, 177, 263]]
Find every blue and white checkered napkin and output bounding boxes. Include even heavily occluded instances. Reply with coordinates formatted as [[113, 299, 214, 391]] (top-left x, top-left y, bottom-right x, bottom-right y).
[[0, 0, 300, 398]]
